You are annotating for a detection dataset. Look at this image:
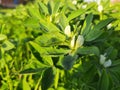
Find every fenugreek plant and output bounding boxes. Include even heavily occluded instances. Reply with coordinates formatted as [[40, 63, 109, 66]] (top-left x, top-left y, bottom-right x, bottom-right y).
[[0, 0, 120, 90]]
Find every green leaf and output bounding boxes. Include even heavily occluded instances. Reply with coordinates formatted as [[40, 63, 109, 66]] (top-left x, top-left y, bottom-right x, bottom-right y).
[[76, 46, 100, 56], [59, 13, 69, 30], [81, 13, 93, 36], [41, 67, 55, 90], [85, 18, 115, 41], [62, 55, 76, 70], [108, 74, 113, 90], [83, 65, 97, 82], [85, 28, 103, 42], [35, 33, 65, 47], [54, 68, 59, 89], [23, 75, 31, 90], [24, 17, 40, 27], [68, 3, 94, 21], [29, 41, 53, 65], [109, 60, 120, 72], [2, 40, 15, 51], [98, 69, 109, 90], [93, 18, 115, 32], [29, 41, 48, 55], [0, 34, 7, 43], [20, 68, 47, 74], [46, 47, 70, 56], [47, 0, 54, 15], [53, 0, 61, 14], [38, 1, 49, 15], [68, 9, 86, 21], [39, 19, 61, 32], [105, 47, 118, 60], [27, 4, 41, 19]]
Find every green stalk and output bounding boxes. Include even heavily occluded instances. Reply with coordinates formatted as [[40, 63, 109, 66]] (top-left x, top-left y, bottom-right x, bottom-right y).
[[5, 64, 13, 90], [0, 24, 5, 34]]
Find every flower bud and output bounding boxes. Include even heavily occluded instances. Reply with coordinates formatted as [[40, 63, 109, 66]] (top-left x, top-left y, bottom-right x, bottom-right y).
[[100, 54, 106, 65], [75, 35, 84, 48], [107, 23, 112, 29], [64, 25, 71, 37], [72, 0, 77, 5], [98, 5, 103, 13], [82, 5, 87, 9], [103, 59, 112, 68], [70, 36, 75, 48]]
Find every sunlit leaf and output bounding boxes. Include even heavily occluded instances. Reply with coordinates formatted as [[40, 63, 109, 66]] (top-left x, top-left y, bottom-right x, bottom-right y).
[[2, 40, 15, 51], [23, 75, 31, 90], [68, 3, 94, 21], [38, 1, 49, 15], [29, 41, 53, 65]]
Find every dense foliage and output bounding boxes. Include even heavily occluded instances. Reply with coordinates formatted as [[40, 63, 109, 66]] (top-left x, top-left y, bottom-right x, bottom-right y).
[[0, 0, 120, 90]]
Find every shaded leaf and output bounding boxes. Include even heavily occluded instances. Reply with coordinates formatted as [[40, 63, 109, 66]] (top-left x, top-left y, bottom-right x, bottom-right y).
[[98, 69, 109, 90], [20, 68, 47, 74], [76, 46, 100, 56], [81, 13, 93, 36], [85, 18, 115, 41], [41, 67, 55, 90], [93, 18, 115, 32], [62, 55, 75, 70]]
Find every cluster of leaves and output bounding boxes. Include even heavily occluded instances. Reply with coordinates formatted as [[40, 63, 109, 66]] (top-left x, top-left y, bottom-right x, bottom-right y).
[[0, 0, 120, 90]]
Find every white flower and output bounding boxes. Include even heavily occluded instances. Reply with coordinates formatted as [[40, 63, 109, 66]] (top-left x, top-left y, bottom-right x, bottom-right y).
[[95, 0, 101, 5], [98, 5, 103, 13], [100, 55, 106, 65], [107, 23, 112, 29], [71, 36, 75, 48], [50, 16, 52, 22], [84, 0, 93, 3], [103, 59, 112, 68], [99, 53, 112, 68], [72, 0, 77, 5], [82, 5, 87, 9], [75, 35, 84, 48], [64, 25, 71, 37], [84, 0, 101, 4]]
